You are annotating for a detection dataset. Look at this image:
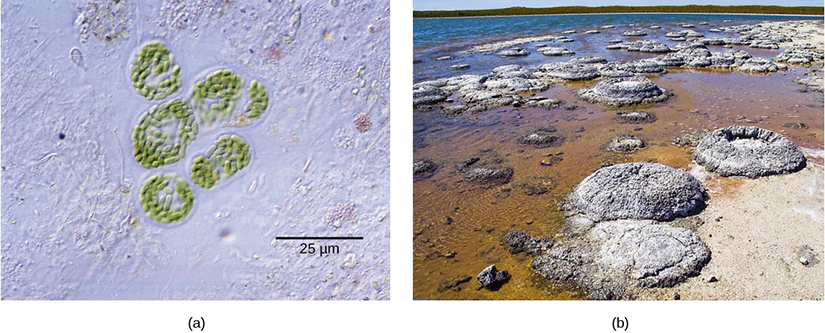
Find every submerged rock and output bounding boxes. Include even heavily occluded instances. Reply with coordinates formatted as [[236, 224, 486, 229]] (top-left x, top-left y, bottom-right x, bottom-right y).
[[567, 162, 707, 222], [502, 231, 553, 255], [413, 160, 438, 179], [533, 220, 710, 300], [437, 275, 472, 292], [497, 47, 530, 57], [524, 96, 561, 109], [477, 265, 510, 290], [465, 167, 514, 184], [672, 129, 710, 147], [606, 134, 646, 153], [694, 126, 806, 178], [577, 76, 670, 107], [518, 131, 564, 147]]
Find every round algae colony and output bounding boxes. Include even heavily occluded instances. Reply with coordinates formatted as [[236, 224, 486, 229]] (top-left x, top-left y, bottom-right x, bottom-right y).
[[192, 69, 243, 125], [244, 80, 269, 119], [139, 174, 195, 225], [130, 41, 182, 100], [190, 135, 251, 189], [132, 98, 198, 169]]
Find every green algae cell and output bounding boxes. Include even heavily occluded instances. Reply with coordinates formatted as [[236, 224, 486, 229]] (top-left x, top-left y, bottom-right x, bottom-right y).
[[244, 80, 269, 119], [191, 69, 243, 125], [132, 98, 198, 169], [189, 134, 252, 189], [131, 41, 182, 100], [140, 174, 194, 225]]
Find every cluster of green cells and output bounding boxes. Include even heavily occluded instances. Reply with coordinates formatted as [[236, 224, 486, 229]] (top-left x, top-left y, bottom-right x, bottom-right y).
[[128, 41, 267, 225], [192, 70, 243, 125], [139, 175, 195, 225], [244, 80, 269, 119], [131, 41, 182, 100], [132, 98, 198, 169], [190, 135, 251, 189]]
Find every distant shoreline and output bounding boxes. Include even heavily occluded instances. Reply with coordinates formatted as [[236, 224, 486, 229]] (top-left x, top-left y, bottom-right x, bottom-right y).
[[413, 6, 824, 18], [414, 12, 825, 20]]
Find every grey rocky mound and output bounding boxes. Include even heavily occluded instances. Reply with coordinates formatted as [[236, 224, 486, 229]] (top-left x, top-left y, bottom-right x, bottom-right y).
[[622, 30, 647, 36], [464, 167, 514, 184], [598, 60, 664, 77], [482, 64, 548, 93], [569, 56, 608, 65], [413, 84, 447, 106], [737, 57, 778, 73], [413, 160, 438, 179], [497, 47, 530, 57], [456, 156, 514, 184], [796, 76, 824, 93], [502, 231, 553, 255], [623, 40, 671, 53], [577, 76, 670, 107], [616, 111, 656, 124], [518, 131, 564, 147], [477, 265, 510, 289], [693, 126, 807, 178], [533, 220, 710, 299], [537, 46, 574, 56], [773, 48, 824, 65], [567, 162, 707, 222], [606, 134, 646, 153], [537, 62, 601, 81]]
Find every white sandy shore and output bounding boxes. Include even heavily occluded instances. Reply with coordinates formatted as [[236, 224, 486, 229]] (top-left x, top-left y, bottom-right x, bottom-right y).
[[640, 164, 824, 300]]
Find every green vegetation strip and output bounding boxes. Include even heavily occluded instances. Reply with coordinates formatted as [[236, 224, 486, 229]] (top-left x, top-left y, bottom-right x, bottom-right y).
[[413, 5, 824, 18], [244, 80, 269, 119], [131, 41, 182, 100], [132, 98, 198, 169], [140, 174, 195, 225], [192, 69, 243, 125], [190, 135, 252, 189]]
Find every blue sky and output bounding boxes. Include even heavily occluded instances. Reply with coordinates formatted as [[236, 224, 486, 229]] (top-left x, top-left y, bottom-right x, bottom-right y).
[[413, 1, 825, 11]]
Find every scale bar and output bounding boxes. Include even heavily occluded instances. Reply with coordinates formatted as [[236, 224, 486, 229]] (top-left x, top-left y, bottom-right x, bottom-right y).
[[275, 236, 364, 240]]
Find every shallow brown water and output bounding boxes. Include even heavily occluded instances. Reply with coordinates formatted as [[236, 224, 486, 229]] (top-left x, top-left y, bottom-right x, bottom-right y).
[[413, 66, 824, 300]]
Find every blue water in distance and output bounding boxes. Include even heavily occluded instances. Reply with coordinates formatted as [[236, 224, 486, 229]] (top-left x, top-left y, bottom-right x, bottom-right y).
[[414, 13, 823, 49]]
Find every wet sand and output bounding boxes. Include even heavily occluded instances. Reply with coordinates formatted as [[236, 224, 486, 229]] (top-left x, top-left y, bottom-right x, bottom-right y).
[[640, 164, 824, 300]]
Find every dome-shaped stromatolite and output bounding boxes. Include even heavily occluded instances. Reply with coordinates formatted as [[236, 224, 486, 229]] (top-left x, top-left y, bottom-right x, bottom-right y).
[[537, 62, 601, 81], [567, 163, 707, 222], [623, 40, 671, 53], [532, 219, 710, 299], [497, 47, 530, 57], [537, 46, 575, 56], [577, 76, 670, 107], [693, 126, 806, 178], [413, 84, 447, 106]]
